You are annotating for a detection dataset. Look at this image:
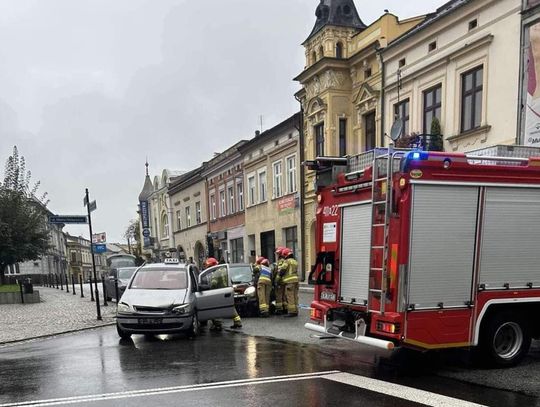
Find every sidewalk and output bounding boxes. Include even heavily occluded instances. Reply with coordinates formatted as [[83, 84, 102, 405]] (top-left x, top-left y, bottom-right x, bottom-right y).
[[0, 285, 116, 345]]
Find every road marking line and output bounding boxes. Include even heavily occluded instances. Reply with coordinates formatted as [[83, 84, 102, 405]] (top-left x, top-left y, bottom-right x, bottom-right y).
[[0, 371, 340, 407], [323, 372, 487, 407]]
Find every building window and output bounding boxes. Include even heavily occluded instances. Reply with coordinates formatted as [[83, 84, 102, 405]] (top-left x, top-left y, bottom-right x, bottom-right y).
[[311, 51, 316, 64], [399, 58, 406, 68], [185, 206, 191, 228], [339, 118, 347, 156], [364, 112, 376, 151], [230, 238, 244, 263], [195, 201, 201, 224], [176, 210, 182, 230], [161, 213, 169, 238], [286, 155, 297, 194], [364, 68, 372, 79], [219, 190, 226, 217], [461, 66, 483, 133], [428, 41, 437, 52], [284, 227, 298, 259], [210, 194, 216, 220], [315, 123, 324, 157], [227, 185, 235, 214], [273, 161, 282, 198], [394, 99, 410, 135], [237, 182, 244, 211], [318, 45, 324, 59], [468, 19, 478, 31], [248, 175, 256, 206], [258, 170, 267, 202], [336, 42, 343, 59], [423, 84, 442, 133]]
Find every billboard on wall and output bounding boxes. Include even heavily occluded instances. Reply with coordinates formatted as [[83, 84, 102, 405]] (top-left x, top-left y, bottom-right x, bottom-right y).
[[525, 21, 540, 146]]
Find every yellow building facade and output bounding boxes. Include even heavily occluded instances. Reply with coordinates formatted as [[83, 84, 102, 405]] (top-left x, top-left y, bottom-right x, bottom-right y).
[[294, 1, 424, 270]]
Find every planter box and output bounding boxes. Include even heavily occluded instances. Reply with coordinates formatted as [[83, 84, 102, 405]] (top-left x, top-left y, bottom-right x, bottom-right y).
[[0, 291, 40, 304]]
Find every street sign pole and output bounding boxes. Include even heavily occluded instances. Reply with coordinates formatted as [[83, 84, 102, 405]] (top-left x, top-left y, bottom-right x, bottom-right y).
[[85, 188, 102, 321]]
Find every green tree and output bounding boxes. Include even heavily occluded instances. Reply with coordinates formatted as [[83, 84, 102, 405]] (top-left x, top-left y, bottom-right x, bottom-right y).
[[0, 147, 50, 284], [430, 117, 443, 151]]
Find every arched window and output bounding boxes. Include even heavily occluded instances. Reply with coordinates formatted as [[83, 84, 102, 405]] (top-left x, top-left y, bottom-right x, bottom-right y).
[[318, 46, 324, 59], [161, 213, 169, 238], [311, 51, 317, 64], [336, 42, 343, 59]]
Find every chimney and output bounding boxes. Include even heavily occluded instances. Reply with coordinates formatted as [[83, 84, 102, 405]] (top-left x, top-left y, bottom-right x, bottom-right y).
[[255, 130, 261, 137]]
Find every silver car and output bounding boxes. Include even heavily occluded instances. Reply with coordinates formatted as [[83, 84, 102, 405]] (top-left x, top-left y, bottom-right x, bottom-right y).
[[116, 259, 236, 339], [105, 266, 138, 301]]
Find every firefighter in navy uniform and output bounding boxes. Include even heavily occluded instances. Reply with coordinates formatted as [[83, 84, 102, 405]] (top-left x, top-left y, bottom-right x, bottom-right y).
[[206, 258, 242, 331], [256, 257, 272, 317], [280, 248, 299, 317]]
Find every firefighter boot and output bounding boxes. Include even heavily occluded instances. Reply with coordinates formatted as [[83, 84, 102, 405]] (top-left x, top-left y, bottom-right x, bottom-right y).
[[230, 310, 242, 329]]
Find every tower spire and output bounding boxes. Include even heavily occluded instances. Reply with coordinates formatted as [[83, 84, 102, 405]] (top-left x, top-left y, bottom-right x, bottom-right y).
[[145, 158, 149, 176]]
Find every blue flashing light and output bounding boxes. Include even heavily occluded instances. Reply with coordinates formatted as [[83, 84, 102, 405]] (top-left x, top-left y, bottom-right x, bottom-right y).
[[402, 150, 429, 172], [412, 152, 421, 159]]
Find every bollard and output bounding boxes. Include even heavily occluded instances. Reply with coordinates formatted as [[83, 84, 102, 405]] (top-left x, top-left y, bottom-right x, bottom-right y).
[[65, 274, 69, 293], [60, 274, 64, 290], [89, 277, 95, 302], [114, 277, 119, 305], [101, 274, 108, 307], [19, 281, 24, 304], [72, 275, 76, 295], [55, 274, 59, 289], [79, 275, 84, 298]]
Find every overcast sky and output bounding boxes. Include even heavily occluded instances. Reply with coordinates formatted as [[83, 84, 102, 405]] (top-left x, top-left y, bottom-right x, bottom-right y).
[[0, 0, 441, 243]]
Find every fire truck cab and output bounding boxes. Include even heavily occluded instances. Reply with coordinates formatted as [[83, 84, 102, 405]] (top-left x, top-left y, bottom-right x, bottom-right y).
[[305, 145, 540, 367]]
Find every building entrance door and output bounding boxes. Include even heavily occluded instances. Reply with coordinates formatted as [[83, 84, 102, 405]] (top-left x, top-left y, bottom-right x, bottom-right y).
[[260, 230, 275, 263]]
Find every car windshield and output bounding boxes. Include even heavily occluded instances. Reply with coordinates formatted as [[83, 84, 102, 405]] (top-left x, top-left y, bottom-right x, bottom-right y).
[[229, 265, 253, 284], [118, 267, 137, 280], [130, 268, 188, 290]]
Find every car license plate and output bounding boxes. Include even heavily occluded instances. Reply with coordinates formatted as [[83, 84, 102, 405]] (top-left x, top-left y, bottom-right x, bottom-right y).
[[138, 318, 162, 325], [320, 290, 336, 301]]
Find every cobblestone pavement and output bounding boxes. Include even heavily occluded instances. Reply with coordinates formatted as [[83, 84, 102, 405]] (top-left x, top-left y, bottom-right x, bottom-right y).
[[0, 284, 116, 344]]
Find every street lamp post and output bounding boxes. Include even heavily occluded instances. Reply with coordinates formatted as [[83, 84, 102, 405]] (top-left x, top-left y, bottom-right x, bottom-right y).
[[85, 188, 101, 321]]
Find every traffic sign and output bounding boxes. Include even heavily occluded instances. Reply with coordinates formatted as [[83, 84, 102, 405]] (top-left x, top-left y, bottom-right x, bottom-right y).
[[92, 243, 107, 254], [88, 200, 97, 212], [49, 215, 88, 224], [142, 228, 150, 237]]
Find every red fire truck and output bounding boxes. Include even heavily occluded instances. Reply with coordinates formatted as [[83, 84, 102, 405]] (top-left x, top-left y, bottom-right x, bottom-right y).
[[305, 145, 540, 367]]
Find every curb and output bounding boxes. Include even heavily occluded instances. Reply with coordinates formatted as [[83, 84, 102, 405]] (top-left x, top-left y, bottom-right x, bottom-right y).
[[0, 322, 116, 347]]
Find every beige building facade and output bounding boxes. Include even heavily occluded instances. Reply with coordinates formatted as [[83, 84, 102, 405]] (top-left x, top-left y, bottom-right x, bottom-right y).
[[168, 167, 208, 269], [382, 0, 522, 152], [294, 0, 424, 271], [240, 114, 302, 272]]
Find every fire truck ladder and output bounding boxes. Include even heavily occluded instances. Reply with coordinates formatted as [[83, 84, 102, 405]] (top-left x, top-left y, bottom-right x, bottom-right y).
[[369, 146, 406, 315]]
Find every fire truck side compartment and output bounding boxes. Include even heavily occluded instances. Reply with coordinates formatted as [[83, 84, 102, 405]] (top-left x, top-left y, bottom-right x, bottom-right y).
[[339, 203, 372, 304], [479, 187, 540, 289], [407, 184, 479, 309]]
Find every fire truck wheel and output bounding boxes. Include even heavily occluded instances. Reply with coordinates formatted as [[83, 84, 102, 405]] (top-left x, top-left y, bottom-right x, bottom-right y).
[[478, 313, 531, 367]]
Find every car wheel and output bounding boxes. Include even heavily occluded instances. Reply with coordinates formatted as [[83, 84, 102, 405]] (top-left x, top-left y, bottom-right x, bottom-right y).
[[116, 323, 131, 339], [477, 312, 531, 367], [187, 313, 200, 338]]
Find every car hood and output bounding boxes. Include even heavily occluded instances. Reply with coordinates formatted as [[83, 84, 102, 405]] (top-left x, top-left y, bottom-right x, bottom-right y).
[[118, 279, 130, 286], [121, 289, 187, 308]]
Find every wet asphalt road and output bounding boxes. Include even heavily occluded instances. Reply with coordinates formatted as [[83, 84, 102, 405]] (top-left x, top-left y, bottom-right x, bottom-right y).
[[0, 326, 539, 407]]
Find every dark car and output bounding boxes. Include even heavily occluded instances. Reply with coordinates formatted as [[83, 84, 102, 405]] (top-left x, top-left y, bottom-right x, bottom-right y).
[[203, 263, 258, 317], [105, 266, 138, 301]]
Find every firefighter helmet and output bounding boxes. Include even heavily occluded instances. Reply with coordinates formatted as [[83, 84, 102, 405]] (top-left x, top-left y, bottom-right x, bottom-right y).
[[205, 257, 218, 268], [261, 258, 270, 266], [281, 248, 293, 258], [256, 256, 266, 265], [275, 246, 285, 256]]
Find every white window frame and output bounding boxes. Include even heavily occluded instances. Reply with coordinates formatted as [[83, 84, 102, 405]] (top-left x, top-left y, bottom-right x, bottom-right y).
[[219, 188, 226, 217], [195, 201, 201, 224], [227, 183, 235, 214], [272, 160, 283, 199], [237, 181, 244, 211], [185, 206, 191, 228], [210, 193, 216, 220], [258, 168, 267, 203], [286, 154, 297, 194], [161, 213, 169, 238], [176, 210, 182, 230], [247, 173, 256, 206]]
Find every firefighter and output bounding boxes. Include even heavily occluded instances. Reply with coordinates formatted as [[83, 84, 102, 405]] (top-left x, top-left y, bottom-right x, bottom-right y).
[[273, 247, 288, 315], [280, 248, 299, 317], [204, 257, 218, 269], [256, 257, 272, 317]]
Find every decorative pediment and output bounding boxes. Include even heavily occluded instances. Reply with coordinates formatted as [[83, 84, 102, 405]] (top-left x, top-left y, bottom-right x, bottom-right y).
[[307, 96, 327, 115], [353, 83, 379, 106]]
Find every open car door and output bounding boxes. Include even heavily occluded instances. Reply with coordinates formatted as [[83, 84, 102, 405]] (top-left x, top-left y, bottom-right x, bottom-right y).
[[196, 264, 235, 321]]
